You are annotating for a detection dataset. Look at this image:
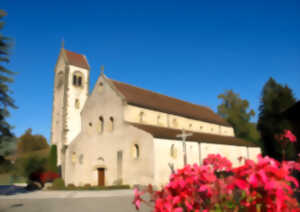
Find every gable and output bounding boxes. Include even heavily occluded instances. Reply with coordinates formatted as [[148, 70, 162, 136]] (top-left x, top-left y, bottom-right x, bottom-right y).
[[80, 74, 125, 125]]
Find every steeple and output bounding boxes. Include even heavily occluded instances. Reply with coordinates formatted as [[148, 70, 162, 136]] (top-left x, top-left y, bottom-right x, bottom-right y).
[[101, 65, 104, 75]]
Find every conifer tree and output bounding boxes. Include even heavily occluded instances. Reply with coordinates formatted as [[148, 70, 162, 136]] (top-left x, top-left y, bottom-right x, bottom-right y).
[[0, 10, 16, 146], [257, 77, 296, 160], [47, 145, 58, 172]]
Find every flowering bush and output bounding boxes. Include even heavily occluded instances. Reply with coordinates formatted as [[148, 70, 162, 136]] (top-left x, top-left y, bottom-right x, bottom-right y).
[[203, 154, 232, 172], [275, 130, 297, 160], [133, 154, 300, 211], [276, 130, 297, 144], [40, 171, 60, 183]]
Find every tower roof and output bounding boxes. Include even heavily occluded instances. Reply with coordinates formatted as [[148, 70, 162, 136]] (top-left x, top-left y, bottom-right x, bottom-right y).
[[63, 49, 90, 69]]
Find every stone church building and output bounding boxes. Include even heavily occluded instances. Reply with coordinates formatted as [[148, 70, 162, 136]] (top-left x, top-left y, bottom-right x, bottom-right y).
[[51, 48, 260, 187]]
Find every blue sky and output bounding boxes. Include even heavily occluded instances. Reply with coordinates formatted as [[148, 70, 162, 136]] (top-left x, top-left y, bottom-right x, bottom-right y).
[[1, 0, 300, 141]]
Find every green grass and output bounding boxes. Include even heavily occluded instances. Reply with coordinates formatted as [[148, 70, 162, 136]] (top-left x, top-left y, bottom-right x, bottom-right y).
[[0, 173, 10, 185], [0, 173, 26, 185]]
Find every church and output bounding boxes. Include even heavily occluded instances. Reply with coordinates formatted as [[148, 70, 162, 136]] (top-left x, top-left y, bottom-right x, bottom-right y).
[[51, 47, 261, 187]]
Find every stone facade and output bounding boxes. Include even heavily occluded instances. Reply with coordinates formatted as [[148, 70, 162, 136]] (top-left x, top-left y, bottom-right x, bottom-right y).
[[51, 48, 261, 187]]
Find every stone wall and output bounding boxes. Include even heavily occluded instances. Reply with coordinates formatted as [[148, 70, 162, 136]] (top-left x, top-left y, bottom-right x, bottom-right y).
[[65, 75, 154, 186], [65, 65, 89, 145], [153, 138, 261, 186], [124, 105, 234, 137]]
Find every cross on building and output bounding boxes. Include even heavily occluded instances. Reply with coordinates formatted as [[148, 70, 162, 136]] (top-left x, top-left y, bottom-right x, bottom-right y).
[[176, 129, 193, 166]]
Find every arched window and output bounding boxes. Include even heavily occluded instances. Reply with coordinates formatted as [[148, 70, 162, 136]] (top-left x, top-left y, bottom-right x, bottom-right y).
[[72, 152, 77, 164], [79, 154, 84, 165], [170, 144, 177, 159], [98, 82, 104, 93], [139, 111, 144, 123], [172, 119, 178, 128], [98, 116, 104, 133], [109, 117, 114, 132], [132, 144, 140, 159], [73, 71, 83, 87], [157, 115, 161, 126], [75, 99, 80, 109]]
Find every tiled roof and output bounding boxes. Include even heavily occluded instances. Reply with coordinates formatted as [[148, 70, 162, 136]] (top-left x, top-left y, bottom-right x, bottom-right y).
[[112, 80, 230, 126], [131, 123, 258, 147], [64, 49, 89, 69]]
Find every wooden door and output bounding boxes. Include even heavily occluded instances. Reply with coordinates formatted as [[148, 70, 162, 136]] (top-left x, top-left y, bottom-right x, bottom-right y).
[[98, 168, 105, 186]]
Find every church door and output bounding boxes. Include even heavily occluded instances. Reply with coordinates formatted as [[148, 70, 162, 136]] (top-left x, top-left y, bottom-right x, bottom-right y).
[[98, 168, 105, 186]]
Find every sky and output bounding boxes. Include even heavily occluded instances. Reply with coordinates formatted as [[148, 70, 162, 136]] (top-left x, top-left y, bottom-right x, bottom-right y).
[[1, 0, 300, 141]]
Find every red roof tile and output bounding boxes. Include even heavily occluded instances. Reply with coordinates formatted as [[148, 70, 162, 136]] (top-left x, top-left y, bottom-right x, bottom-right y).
[[112, 80, 230, 126], [132, 123, 257, 147], [64, 49, 89, 69]]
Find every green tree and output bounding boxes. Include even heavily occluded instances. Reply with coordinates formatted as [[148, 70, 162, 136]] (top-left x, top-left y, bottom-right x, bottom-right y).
[[217, 90, 259, 143], [17, 129, 49, 153], [13, 155, 46, 178], [0, 10, 16, 147], [257, 78, 296, 161], [47, 145, 58, 172]]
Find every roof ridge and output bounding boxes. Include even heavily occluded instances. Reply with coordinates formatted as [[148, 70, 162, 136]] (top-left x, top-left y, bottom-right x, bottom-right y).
[[131, 122, 256, 147], [133, 122, 232, 138], [111, 79, 215, 114], [63, 48, 84, 55]]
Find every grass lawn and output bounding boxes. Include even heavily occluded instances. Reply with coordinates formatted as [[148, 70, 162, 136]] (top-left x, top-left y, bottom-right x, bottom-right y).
[[0, 173, 10, 185], [0, 173, 26, 185]]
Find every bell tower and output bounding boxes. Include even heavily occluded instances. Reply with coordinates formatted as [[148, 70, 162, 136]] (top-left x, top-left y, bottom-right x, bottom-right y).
[[51, 46, 90, 167]]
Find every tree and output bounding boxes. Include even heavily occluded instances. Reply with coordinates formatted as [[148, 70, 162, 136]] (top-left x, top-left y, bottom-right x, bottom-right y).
[[257, 77, 296, 161], [47, 145, 58, 172], [13, 155, 47, 178], [17, 129, 49, 153], [217, 90, 259, 143], [0, 10, 17, 150]]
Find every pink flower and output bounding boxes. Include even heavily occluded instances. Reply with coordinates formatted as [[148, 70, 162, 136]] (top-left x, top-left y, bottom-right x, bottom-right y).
[[284, 130, 297, 143], [133, 154, 300, 211], [276, 129, 297, 144], [203, 154, 232, 171], [132, 188, 143, 210]]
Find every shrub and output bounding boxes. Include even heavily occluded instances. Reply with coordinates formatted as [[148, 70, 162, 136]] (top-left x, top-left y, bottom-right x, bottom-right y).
[[51, 178, 65, 190], [47, 145, 58, 172], [13, 155, 47, 178], [67, 183, 76, 189], [0, 156, 13, 173], [104, 185, 130, 190], [40, 171, 59, 183], [133, 154, 300, 211], [83, 183, 92, 189]]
